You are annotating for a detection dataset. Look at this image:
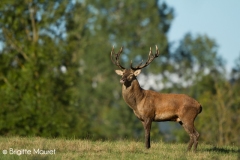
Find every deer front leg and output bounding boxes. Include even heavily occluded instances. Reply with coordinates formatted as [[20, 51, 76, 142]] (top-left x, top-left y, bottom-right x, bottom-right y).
[[142, 118, 152, 149]]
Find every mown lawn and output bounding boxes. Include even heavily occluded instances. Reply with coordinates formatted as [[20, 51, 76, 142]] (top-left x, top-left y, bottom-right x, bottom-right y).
[[0, 137, 239, 160]]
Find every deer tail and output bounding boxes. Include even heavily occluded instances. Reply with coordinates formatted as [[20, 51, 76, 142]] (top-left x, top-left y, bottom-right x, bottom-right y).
[[198, 105, 202, 114]]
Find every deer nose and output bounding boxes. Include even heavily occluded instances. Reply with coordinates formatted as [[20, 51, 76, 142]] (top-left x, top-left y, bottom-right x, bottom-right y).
[[120, 77, 125, 84]]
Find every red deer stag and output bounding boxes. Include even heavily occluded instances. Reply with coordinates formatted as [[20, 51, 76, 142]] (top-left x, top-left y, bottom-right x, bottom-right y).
[[111, 46, 202, 152]]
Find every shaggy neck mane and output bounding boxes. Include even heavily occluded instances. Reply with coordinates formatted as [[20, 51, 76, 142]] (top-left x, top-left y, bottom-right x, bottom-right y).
[[121, 78, 145, 110]]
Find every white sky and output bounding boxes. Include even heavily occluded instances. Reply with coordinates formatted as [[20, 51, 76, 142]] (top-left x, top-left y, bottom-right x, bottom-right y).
[[164, 0, 240, 71]]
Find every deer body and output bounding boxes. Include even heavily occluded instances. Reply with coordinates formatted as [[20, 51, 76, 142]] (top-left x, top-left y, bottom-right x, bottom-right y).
[[122, 78, 201, 123], [111, 46, 202, 152]]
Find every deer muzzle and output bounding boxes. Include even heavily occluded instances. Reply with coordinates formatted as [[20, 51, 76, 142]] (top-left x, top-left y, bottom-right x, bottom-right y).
[[120, 77, 126, 84]]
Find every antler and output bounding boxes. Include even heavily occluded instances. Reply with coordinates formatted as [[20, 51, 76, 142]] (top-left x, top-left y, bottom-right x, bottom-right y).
[[131, 45, 160, 70], [111, 46, 125, 69]]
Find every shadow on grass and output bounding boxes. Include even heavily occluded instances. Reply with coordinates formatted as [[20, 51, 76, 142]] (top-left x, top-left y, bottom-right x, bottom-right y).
[[203, 146, 240, 154]]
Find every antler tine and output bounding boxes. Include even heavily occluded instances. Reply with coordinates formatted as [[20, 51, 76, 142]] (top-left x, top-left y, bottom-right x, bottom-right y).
[[155, 45, 160, 57], [110, 46, 125, 70], [131, 46, 160, 70]]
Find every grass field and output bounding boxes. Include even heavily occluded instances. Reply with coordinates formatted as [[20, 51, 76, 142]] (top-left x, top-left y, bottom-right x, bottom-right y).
[[0, 137, 239, 160]]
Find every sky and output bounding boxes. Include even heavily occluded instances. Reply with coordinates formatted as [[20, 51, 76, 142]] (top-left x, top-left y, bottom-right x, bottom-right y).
[[164, 0, 240, 71]]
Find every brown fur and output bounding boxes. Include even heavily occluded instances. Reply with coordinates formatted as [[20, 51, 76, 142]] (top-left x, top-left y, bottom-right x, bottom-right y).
[[115, 69, 202, 152]]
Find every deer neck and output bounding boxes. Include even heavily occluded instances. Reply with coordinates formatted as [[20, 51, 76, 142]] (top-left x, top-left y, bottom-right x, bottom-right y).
[[121, 78, 145, 110]]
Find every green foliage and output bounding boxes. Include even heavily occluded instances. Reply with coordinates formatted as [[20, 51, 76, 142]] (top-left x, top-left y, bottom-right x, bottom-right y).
[[196, 80, 240, 146], [0, 0, 88, 138]]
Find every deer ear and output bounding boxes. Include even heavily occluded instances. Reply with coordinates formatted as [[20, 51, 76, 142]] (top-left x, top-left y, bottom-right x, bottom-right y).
[[133, 69, 141, 76], [115, 70, 123, 76]]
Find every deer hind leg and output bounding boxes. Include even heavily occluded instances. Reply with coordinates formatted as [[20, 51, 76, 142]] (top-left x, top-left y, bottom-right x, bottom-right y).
[[180, 107, 200, 152], [181, 122, 195, 151], [181, 122, 200, 152], [193, 127, 200, 152]]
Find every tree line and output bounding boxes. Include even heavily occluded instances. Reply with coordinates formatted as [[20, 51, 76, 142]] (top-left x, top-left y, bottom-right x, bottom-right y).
[[0, 0, 239, 146]]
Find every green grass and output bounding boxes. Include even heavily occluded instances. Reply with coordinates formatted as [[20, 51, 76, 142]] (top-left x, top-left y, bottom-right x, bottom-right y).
[[0, 137, 239, 160]]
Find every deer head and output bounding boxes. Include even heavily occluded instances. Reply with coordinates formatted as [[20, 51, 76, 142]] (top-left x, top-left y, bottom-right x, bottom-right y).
[[111, 46, 160, 85]]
